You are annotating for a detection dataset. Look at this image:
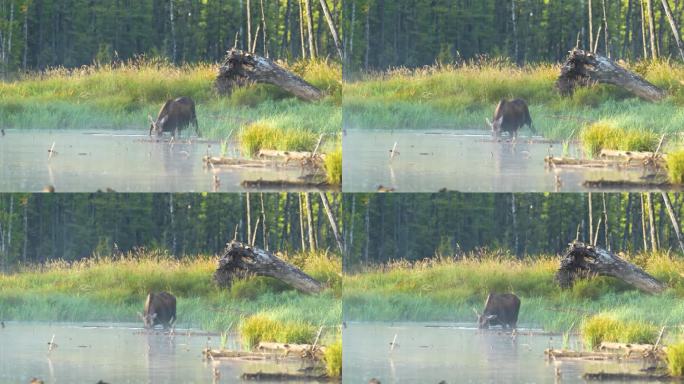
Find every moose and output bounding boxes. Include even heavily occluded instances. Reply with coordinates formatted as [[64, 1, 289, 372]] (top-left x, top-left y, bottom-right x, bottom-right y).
[[473, 292, 520, 329], [486, 99, 533, 139], [148, 97, 199, 138], [139, 291, 177, 329]]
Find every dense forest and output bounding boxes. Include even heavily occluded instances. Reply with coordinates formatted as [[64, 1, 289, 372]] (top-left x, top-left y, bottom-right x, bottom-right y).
[[0, 193, 343, 269], [343, 193, 684, 269], [0, 0, 342, 73], [343, 0, 684, 72]]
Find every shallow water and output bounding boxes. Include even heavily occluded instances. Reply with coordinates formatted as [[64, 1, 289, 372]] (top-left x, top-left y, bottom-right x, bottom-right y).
[[0, 322, 319, 384], [0, 130, 324, 192], [343, 129, 667, 192], [343, 322, 656, 384]]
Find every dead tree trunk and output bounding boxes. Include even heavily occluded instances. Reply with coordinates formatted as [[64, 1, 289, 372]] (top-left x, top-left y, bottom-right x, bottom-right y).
[[319, 192, 344, 254], [555, 241, 666, 294], [556, 49, 666, 101], [214, 241, 324, 294], [661, 192, 684, 253], [215, 49, 324, 101], [661, 0, 684, 61], [319, 0, 343, 61]]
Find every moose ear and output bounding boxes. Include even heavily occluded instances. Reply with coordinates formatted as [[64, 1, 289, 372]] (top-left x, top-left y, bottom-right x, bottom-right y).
[[495, 116, 503, 126], [159, 116, 168, 125]]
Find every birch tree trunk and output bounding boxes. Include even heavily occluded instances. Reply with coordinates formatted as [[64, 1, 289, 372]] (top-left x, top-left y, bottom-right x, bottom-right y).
[[641, 0, 649, 58], [260, 0, 268, 57], [298, 0, 306, 59], [247, 0, 253, 53], [305, 193, 316, 252], [647, 192, 658, 251], [602, 0, 610, 57], [319, 0, 343, 60], [602, 193, 610, 249], [589, 0, 594, 52], [304, 0, 316, 59], [661, 192, 684, 253], [364, 200, 369, 264], [319, 192, 344, 254], [647, 0, 658, 59], [246, 192, 252, 246], [260, 193, 268, 250], [661, 0, 684, 60], [641, 193, 648, 251], [22, 198, 27, 263], [169, 0, 177, 63], [298, 193, 306, 250], [589, 192, 594, 245], [7, 2, 13, 68], [22, 1, 27, 71]]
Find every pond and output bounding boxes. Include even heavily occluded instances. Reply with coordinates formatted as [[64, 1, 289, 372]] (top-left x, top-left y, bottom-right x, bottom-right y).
[[343, 322, 657, 384], [0, 322, 319, 384], [0, 130, 324, 192], [343, 129, 667, 192]]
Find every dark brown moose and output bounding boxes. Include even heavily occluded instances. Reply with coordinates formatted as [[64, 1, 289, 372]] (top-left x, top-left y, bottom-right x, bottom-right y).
[[139, 291, 177, 329], [487, 99, 533, 139], [473, 292, 520, 329], [148, 96, 199, 138]]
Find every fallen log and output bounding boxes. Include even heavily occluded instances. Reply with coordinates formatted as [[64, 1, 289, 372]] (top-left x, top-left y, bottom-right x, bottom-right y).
[[554, 242, 666, 294], [240, 178, 332, 190], [599, 342, 665, 358], [214, 241, 324, 294], [203, 348, 275, 361], [203, 156, 277, 168], [583, 178, 672, 189], [256, 341, 326, 359], [599, 149, 664, 162], [582, 371, 673, 381], [556, 49, 666, 102], [241, 371, 335, 382], [215, 49, 324, 102]]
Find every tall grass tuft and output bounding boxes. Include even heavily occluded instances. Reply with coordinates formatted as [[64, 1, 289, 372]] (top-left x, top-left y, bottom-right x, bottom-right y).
[[324, 337, 342, 377], [666, 149, 684, 184], [667, 341, 684, 376], [240, 314, 317, 348], [581, 315, 658, 349], [580, 121, 658, 156], [324, 144, 343, 185]]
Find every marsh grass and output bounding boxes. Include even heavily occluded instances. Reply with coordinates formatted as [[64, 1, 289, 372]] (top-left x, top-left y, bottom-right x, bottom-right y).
[[345, 60, 684, 146], [667, 341, 684, 376], [580, 121, 659, 156], [666, 149, 684, 184], [0, 249, 341, 342], [581, 315, 658, 349], [344, 252, 684, 334], [324, 143, 343, 185], [323, 337, 342, 377], [0, 57, 341, 159], [239, 315, 317, 347]]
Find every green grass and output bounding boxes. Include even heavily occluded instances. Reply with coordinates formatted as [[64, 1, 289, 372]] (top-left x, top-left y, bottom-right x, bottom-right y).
[[323, 337, 342, 377], [580, 121, 659, 156], [0, 57, 341, 162], [667, 341, 684, 376], [666, 149, 684, 184], [344, 59, 684, 146], [239, 314, 317, 347], [324, 143, 343, 185], [0, 248, 341, 346], [344, 252, 684, 336], [581, 315, 658, 349]]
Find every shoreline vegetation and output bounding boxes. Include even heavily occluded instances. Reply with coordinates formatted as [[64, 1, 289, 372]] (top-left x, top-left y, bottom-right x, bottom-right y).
[[344, 59, 684, 140], [343, 251, 684, 348], [0, 57, 342, 184], [0, 248, 342, 373]]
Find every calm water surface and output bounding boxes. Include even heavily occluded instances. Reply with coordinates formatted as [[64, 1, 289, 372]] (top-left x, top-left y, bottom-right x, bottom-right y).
[[0, 130, 322, 192], [0, 322, 319, 384], [343, 322, 656, 384], [343, 129, 667, 192]]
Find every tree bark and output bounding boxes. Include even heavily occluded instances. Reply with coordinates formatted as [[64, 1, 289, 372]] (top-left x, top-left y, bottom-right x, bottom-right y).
[[555, 241, 666, 294], [169, 0, 177, 63], [319, 0, 343, 61], [304, 0, 316, 59], [215, 49, 324, 101], [589, 0, 594, 52], [647, 192, 658, 251], [247, 0, 253, 53], [647, 0, 658, 59], [642, 0, 649, 58], [298, 193, 306, 250], [260, 0, 268, 57], [556, 48, 666, 101], [661, 192, 684, 253], [298, 0, 306, 59], [304, 193, 316, 252], [661, 0, 684, 60], [641, 193, 648, 251], [602, 193, 610, 250], [319, 192, 344, 254], [246, 192, 252, 246], [214, 241, 324, 294]]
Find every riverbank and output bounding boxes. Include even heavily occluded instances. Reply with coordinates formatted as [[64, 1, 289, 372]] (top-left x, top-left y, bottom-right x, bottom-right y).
[[344, 60, 684, 153], [0, 249, 341, 346], [0, 58, 342, 183], [343, 253, 684, 335]]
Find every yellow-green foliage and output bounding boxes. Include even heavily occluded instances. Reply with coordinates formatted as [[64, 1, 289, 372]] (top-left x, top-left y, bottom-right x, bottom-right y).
[[582, 315, 658, 349], [324, 338, 342, 377], [324, 144, 342, 185], [240, 315, 316, 348], [667, 341, 684, 376], [239, 122, 319, 156], [666, 149, 684, 184], [580, 121, 658, 156]]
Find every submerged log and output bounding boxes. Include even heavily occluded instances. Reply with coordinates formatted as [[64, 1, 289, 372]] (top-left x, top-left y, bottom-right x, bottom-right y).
[[214, 241, 324, 294], [555, 242, 666, 294], [582, 178, 672, 189], [582, 372, 673, 381], [215, 49, 324, 101], [256, 341, 326, 359], [556, 49, 666, 101], [545, 349, 634, 360], [241, 371, 334, 382]]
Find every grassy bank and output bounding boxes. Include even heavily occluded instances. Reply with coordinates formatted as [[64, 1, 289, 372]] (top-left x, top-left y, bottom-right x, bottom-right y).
[[344, 60, 684, 149], [343, 252, 684, 338], [0, 58, 341, 159], [0, 248, 341, 347]]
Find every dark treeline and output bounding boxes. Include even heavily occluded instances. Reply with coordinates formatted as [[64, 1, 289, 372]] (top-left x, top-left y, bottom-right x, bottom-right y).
[[343, 0, 684, 72], [343, 193, 684, 269], [0, 193, 343, 269], [0, 0, 342, 72]]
